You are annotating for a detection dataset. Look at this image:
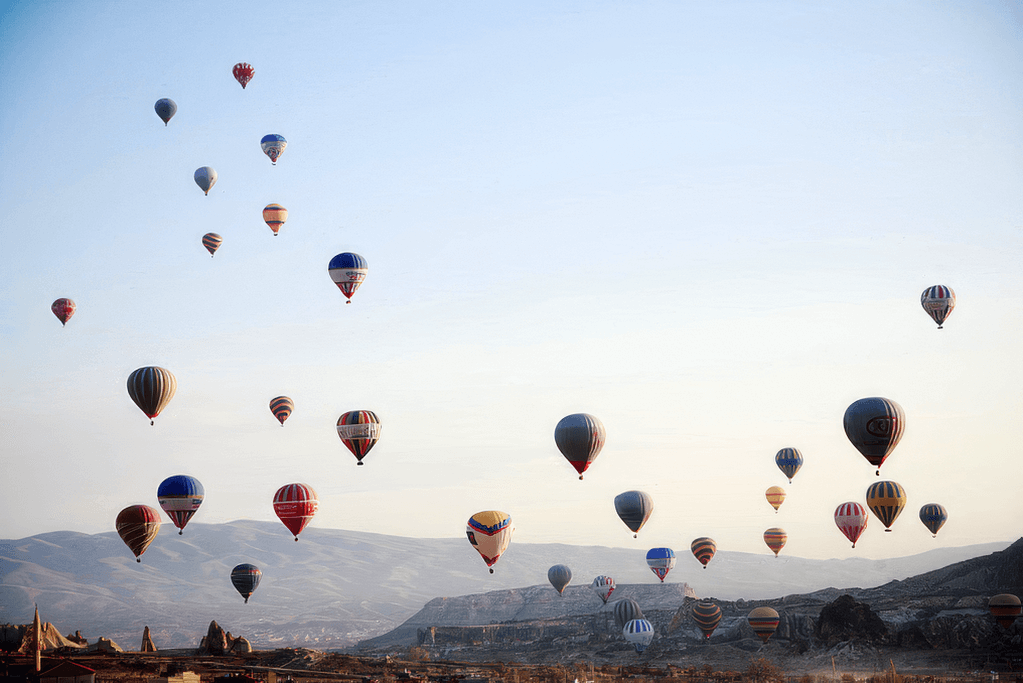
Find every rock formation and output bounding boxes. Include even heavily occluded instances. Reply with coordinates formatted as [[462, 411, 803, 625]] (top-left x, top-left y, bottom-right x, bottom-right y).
[[66, 631, 87, 646], [88, 637, 123, 652], [141, 625, 157, 652], [0, 620, 83, 652], [814, 594, 889, 647], [197, 621, 251, 656]]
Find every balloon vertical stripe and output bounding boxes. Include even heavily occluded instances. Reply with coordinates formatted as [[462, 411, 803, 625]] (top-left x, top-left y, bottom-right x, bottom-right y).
[[127, 366, 177, 424], [865, 480, 907, 530], [919, 503, 947, 537], [775, 448, 803, 483], [834, 501, 868, 547]]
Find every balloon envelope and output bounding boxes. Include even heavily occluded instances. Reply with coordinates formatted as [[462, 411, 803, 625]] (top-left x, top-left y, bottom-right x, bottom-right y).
[[232, 62, 254, 89], [194, 166, 217, 195], [263, 204, 288, 235], [645, 547, 676, 582], [613, 598, 644, 629], [692, 601, 722, 639], [690, 537, 716, 568], [614, 490, 653, 537], [764, 528, 787, 557], [866, 480, 907, 531], [116, 505, 160, 562], [548, 564, 572, 594], [260, 134, 287, 164], [775, 448, 803, 483], [328, 252, 368, 302], [554, 413, 605, 479], [336, 410, 381, 464], [273, 483, 318, 540], [834, 502, 868, 547], [466, 511, 512, 572], [921, 285, 955, 328], [154, 98, 176, 125], [51, 298, 76, 326], [202, 233, 222, 257], [747, 607, 780, 643], [844, 397, 905, 474], [591, 575, 616, 604], [765, 486, 786, 512], [270, 396, 294, 426], [919, 503, 947, 537], [231, 563, 262, 603], [157, 475, 204, 534], [623, 619, 654, 653], [127, 366, 177, 424], [989, 594, 1022, 629]]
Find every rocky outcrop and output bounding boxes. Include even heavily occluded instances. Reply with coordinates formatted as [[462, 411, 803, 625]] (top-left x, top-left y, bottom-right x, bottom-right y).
[[197, 621, 252, 656], [66, 631, 87, 646], [141, 625, 157, 652], [88, 636, 123, 652], [230, 636, 253, 654], [0, 621, 84, 652], [814, 595, 889, 647]]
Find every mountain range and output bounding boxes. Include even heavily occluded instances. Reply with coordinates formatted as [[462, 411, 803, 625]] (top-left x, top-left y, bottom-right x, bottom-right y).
[[0, 521, 1011, 650]]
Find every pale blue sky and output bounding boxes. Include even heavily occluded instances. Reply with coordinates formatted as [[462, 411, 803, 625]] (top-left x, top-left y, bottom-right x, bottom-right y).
[[1, 0, 1021, 561]]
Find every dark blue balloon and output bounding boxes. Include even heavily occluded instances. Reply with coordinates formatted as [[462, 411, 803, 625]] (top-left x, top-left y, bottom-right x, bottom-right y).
[[154, 98, 177, 126], [231, 563, 262, 604]]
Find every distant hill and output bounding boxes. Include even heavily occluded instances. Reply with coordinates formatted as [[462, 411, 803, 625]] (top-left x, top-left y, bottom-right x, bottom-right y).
[[0, 521, 1011, 650], [357, 538, 1023, 668]]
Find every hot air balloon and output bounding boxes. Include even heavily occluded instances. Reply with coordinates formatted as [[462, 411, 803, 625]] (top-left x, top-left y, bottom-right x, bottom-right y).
[[154, 98, 176, 126], [273, 483, 318, 541], [194, 166, 217, 196], [466, 511, 512, 573], [866, 480, 907, 531], [613, 599, 644, 630], [202, 233, 222, 257], [231, 563, 261, 603], [693, 601, 722, 640], [591, 575, 616, 604], [548, 564, 572, 595], [921, 285, 955, 329], [623, 619, 655, 653], [554, 413, 605, 480], [691, 537, 716, 569], [336, 410, 380, 465], [127, 366, 177, 425], [747, 607, 780, 644], [614, 490, 653, 538], [834, 502, 868, 548], [764, 528, 786, 557], [51, 298, 76, 326], [645, 547, 676, 582], [262, 204, 288, 236], [270, 396, 293, 426], [157, 475, 204, 535], [844, 397, 905, 475], [328, 252, 368, 303], [775, 448, 803, 483], [116, 505, 160, 562], [232, 62, 254, 89], [260, 134, 286, 165], [919, 504, 947, 538], [765, 486, 786, 512], [989, 594, 1022, 629]]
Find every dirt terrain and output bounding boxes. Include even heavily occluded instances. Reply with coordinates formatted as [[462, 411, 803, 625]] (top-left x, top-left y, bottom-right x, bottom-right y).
[[3, 648, 1021, 683]]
